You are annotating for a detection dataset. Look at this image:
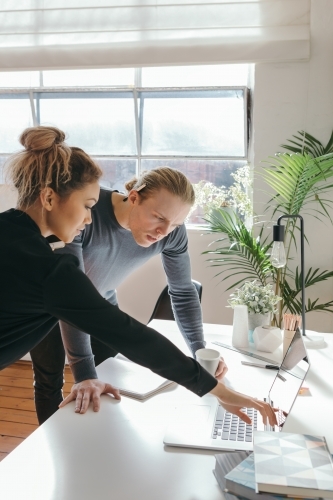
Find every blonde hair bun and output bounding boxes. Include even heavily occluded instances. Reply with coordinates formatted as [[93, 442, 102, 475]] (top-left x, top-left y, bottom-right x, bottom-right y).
[[20, 126, 66, 152], [6, 125, 102, 210]]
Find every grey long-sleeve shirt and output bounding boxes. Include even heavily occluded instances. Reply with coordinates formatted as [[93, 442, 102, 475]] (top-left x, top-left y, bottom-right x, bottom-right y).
[[57, 189, 205, 382]]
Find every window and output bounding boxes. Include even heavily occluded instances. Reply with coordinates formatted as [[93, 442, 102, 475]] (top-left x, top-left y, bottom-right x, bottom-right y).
[[0, 65, 250, 222]]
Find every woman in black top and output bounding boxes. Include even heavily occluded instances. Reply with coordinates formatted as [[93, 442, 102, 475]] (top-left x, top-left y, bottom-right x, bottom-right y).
[[0, 126, 277, 427]]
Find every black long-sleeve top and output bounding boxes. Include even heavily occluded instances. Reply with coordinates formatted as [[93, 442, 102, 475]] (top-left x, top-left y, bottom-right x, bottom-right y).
[[0, 209, 217, 397]]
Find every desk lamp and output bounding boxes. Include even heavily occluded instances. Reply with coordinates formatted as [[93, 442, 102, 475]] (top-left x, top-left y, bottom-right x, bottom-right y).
[[271, 214, 325, 348]]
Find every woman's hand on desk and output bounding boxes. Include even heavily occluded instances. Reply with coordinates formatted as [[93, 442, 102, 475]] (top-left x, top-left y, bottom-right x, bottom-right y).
[[59, 379, 121, 414], [209, 383, 278, 427], [215, 357, 228, 380]]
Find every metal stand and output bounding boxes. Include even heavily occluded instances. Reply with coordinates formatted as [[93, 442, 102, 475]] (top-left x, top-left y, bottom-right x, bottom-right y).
[[275, 215, 325, 349]]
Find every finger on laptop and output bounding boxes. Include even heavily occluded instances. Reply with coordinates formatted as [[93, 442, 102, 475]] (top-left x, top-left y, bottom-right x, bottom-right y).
[[218, 402, 252, 424], [209, 383, 278, 427], [253, 400, 278, 426]]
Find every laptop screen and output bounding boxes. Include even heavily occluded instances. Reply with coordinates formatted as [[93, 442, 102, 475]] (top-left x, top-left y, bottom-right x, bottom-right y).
[[268, 328, 310, 430]]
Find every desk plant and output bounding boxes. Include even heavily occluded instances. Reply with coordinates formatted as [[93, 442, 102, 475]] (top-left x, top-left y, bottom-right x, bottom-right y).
[[203, 131, 333, 327], [228, 280, 282, 341], [228, 280, 281, 316]]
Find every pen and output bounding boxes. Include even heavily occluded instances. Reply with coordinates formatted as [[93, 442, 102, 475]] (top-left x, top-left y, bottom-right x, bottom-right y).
[[241, 361, 279, 370]]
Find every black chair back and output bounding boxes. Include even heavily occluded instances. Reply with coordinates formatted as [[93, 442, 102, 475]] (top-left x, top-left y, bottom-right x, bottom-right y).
[[148, 280, 202, 323]]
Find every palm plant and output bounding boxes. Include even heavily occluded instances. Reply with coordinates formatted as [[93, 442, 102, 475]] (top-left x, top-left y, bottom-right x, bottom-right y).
[[203, 132, 333, 327], [281, 130, 333, 157]]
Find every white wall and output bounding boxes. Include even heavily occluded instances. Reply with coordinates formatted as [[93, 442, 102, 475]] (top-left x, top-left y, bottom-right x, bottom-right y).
[[117, 0, 333, 333], [0, 185, 17, 212], [252, 0, 333, 334]]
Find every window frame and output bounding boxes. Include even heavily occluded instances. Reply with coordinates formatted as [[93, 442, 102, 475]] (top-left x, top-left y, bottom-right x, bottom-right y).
[[0, 86, 250, 160], [0, 69, 250, 193]]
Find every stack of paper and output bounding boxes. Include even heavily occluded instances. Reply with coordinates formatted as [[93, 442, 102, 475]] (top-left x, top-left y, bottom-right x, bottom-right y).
[[96, 357, 176, 401], [214, 451, 253, 500]]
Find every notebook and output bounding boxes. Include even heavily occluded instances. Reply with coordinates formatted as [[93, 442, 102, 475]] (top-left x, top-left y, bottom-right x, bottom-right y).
[[96, 357, 175, 400], [215, 452, 317, 500], [163, 328, 309, 451], [214, 451, 254, 500], [224, 453, 282, 500], [253, 431, 333, 498]]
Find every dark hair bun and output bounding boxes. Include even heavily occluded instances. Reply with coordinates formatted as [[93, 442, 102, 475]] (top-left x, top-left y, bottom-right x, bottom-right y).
[[20, 126, 66, 152]]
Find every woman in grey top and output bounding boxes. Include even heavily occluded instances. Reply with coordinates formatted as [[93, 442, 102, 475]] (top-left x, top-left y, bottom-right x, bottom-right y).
[[31, 167, 228, 423]]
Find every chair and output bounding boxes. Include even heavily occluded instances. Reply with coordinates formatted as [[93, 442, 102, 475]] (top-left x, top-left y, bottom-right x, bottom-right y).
[[148, 280, 202, 323]]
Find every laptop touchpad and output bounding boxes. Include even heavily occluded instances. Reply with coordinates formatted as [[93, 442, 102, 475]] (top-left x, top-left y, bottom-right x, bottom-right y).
[[174, 404, 211, 421]]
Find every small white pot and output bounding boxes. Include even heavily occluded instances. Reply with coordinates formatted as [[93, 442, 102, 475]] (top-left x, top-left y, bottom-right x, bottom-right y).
[[253, 325, 282, 353], [248, 312, 271, 343]]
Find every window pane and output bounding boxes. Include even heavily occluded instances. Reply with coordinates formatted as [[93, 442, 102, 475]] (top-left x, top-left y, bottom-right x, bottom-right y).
[[43, 69, 135, 87], [141, 159, 245, 186], [0, 97, 33, 153], [0, 72, 39, 88], [141, 159, 247, 224], [94, 157, 136, 192], [141, 90, 245, 156], [39, 94, 137, 155], [142, 64, 249, 87]]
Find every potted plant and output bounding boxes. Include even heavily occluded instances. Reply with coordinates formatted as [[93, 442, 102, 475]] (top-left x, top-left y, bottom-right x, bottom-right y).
[[228, 280, 281, 342], [202, 131, 333, 328]]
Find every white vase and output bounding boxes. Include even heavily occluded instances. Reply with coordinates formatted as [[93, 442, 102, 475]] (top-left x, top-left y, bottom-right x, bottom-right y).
[[248, 312, 271, 344], [232, 305, 249, 348]]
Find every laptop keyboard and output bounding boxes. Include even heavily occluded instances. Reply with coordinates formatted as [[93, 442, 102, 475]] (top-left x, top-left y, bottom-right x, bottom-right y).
[[212, 406, 257, 442]]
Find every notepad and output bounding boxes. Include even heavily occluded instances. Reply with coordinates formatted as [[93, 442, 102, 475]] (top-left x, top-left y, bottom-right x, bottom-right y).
[[253, 431, 333, 498], [96, 357, 176, 400], [214, 452, 317, 500]]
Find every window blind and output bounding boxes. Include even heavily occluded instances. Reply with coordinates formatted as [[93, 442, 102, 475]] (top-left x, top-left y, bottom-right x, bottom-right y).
[[0, 1, 310, 70]]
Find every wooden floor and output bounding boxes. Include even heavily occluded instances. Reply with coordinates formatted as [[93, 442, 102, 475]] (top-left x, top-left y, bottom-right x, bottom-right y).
[[0, 361, 74, 462]]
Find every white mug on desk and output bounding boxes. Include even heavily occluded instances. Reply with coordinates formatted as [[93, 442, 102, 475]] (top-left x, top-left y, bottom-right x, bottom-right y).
[[195, 348, 220, 376]]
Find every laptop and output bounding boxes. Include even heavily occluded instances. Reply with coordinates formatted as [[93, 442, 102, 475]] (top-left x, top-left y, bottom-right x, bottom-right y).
[[164, 328, 309, 452]]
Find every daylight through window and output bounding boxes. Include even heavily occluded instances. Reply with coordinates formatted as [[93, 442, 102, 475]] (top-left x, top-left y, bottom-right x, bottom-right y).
[[0, 65, 250, 224]]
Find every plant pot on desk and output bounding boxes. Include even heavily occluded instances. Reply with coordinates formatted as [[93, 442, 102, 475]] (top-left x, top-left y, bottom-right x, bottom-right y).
[[253, 325, 283, 353], [248, 312, 271, 344]]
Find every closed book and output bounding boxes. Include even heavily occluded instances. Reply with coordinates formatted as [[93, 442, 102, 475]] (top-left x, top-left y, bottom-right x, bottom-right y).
[[96, 357, 175, 400], [253, 431, 333, 498], [213, 470, 240, 500], [224, 453, 257, 498], [213, 451, 281, 500], [214, 451, 252, 500], [220, 453, 310, 500]]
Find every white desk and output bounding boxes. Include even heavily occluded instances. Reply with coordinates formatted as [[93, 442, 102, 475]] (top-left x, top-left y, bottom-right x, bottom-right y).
[[0, 321, 332, 500]]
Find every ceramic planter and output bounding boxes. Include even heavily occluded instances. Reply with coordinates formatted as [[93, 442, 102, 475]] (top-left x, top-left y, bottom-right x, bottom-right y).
[[253, 325, 282, 353], [248, 312, 271, 343]]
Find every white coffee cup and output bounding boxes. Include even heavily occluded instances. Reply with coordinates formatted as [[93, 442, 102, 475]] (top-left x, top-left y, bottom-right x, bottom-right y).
[[195, 348, 220, 377]]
